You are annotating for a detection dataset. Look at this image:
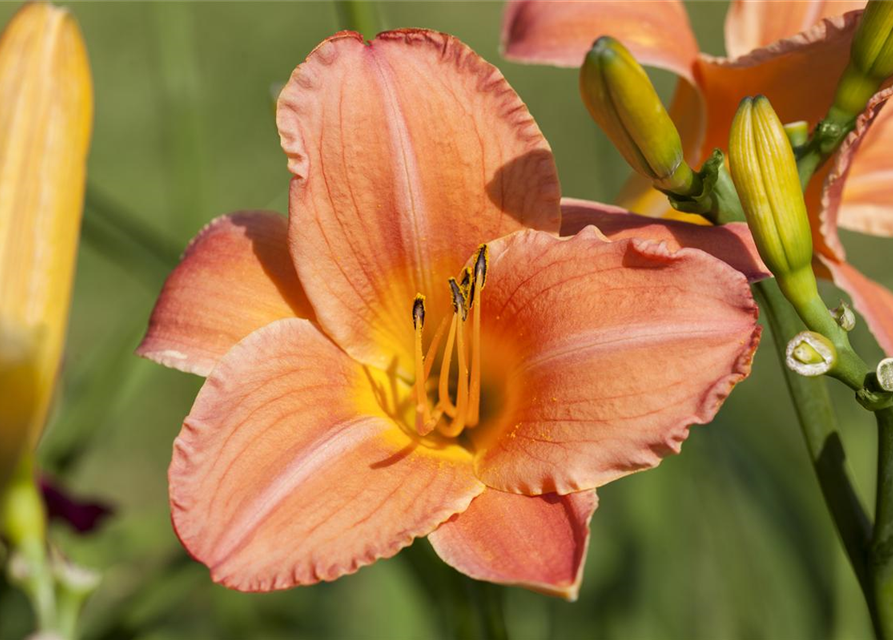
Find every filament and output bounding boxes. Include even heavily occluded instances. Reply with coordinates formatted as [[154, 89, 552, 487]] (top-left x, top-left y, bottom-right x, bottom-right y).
[[438, 315, 458, 418]]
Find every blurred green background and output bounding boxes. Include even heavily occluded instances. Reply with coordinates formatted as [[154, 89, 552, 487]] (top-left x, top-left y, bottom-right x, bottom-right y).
[[1, 1, 891, 638]]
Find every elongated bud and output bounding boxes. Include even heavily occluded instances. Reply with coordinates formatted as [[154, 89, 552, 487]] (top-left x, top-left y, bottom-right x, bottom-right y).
[[832, 0, 893, 118], [786, 332, 837, 377], [580, 37, 695, 194], [729, 96, 819, 309], [0, 3, 93, 483], [878, 357, 893, 392]]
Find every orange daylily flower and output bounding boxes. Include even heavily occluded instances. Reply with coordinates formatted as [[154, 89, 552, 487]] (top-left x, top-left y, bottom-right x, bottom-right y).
[[140, 30, 763, 598], [502, 0, 893, 355]]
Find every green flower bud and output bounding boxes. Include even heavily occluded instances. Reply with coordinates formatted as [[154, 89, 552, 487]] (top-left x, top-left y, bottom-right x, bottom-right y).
[[579, 37, 695, 194], [730, 96, 817, 305], [833, 0, 893, 118], [830, 300, 856, 332], [786, 331, 837, 377]]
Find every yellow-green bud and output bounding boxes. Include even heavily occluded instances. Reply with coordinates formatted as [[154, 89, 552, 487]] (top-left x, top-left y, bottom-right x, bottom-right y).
[[833, 0, 893, 118], [786, 331, 837, 377], [579, 37, 694, 194], [730, 96, 816, 304]]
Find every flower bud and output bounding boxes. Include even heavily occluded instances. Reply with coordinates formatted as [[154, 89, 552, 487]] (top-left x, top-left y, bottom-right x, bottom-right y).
[[833, 0, 893, 118], [0, 3, 93, 483], [786, 332, 837, 377], [830, 300, 856, 332], [729, 96, 818, 309], [878, 357, 893, 392], [579, 36, 694, 194]]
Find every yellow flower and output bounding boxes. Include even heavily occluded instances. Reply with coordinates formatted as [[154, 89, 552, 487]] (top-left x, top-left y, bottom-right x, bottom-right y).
[[0, 2, 93, 485]]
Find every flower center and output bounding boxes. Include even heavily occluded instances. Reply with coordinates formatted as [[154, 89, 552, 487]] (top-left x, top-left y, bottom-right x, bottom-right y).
[[411, 244, 488, 439]]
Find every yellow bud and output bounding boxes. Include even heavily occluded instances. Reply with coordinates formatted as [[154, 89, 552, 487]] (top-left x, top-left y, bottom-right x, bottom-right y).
[[579, 37, 694, 194], [0, 3, 93, 481], [833, 0, 893, 117], [729, 96, 816, 300]]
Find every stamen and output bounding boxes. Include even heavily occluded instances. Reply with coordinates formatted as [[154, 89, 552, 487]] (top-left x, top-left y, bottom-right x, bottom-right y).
[[412, 294, 430, 434], [459, 267, 473, 304], [438, 315, 458, 417], [446, 278, 470, 436], [423, 316, 449, 381], [467, 245, 488, 427]]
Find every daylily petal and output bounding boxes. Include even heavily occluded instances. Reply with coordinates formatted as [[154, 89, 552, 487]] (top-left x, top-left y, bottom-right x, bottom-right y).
[[725, 1, 864, 59], [277, 30, 560, 378], [171, 318, 484, 591], [501, 0, 699, 83], [698, 11, 861, 161], [137, 212, 312, 377], [560, 197, 770, 281], [818, 88, 893, 258], [470, 229, 760, 494], [428, 489, 597, 601], [820, 257, 893, 355]]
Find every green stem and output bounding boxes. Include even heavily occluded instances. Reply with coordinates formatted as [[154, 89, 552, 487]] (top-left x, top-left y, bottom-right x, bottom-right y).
[[471, 581, 509, 640], [873, 408, 893, 637], [334, 0, 383, 36], [756, 279, 879, 631], [797, 110, 856, 189], [0, 456, 56, 633], [401, 541, 511, 640]]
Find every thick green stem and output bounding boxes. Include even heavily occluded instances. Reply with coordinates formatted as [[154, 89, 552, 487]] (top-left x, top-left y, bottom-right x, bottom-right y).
[[873, 408, 893, 637], [334, 0, 383, 36], [401, 541, 510, 640], [797, 110, 856, 189], [756, 281, 875, 611], [470, 581, 509, 640]]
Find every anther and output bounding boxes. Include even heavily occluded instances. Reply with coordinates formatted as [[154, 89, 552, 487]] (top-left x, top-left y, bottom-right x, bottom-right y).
[[473, 244, 489, 289], [412, 294, 431, 434], [449, 277, 469, 321], [467, 244, 488, 427], [412, 294, 426, 331]]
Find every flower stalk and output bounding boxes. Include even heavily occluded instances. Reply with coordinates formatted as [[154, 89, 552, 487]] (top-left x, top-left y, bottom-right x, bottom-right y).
[[874, 408, 893, 637], [798, 0, 893, 187]]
